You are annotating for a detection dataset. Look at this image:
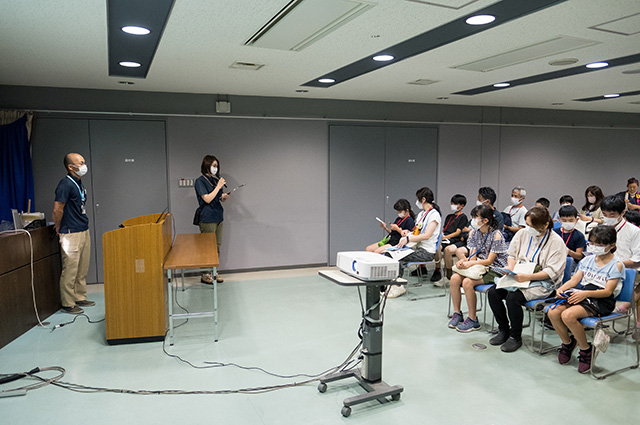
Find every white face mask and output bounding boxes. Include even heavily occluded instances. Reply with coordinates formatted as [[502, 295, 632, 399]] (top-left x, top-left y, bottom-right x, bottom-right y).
[[476, 200, 484, 207], [75, 164, 88, 177], [511, 197, 521, 206], [561, 203, 571, 207], [450, 204, 459, 212], [603, 216, 620, 226], [415, 200, 423, 210], [398, 212, 406, 219], [470, 218, 482, 230], [561, 222, 576, 231], [587, 196, 596, 204], [210, 166, 218, 175], [588, 245, 610, 256], [525, 225, 540, 236]]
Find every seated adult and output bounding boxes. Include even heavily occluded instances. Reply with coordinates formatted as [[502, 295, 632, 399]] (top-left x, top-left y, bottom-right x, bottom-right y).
[[439, 194, 469, 281], [548, 225, 624, 373], [616, 177, 640, 211], [487, 206, 568, 352], [448, 205, 508, 332], [503, 186, 527, 241], [554, 205, 586, 267]]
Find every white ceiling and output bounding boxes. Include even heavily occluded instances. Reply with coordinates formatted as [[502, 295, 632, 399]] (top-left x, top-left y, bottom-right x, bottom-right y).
[[1, 0, 640, 113]]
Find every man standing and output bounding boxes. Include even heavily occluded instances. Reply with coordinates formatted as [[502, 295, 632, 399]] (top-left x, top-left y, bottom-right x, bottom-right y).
[[53, 153, 95, 314]]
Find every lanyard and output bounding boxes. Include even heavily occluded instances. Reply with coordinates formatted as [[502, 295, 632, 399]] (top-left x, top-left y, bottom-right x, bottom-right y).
[[66, 175, 85, 202], [415, 207, 432, 231], [560, 228, 573, 246], [395, 215, 409, 228], [509, 205, 521, 217], [468, 231, 490, 259], [526, 230, 549, 263], [443, 212, 460, 232]]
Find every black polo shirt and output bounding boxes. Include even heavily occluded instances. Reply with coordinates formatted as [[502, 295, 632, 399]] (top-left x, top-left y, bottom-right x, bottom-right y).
[[55, 174, 89, 233]]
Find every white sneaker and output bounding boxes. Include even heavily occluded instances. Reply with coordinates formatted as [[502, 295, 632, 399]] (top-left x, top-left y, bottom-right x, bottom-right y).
[[386, 285, 406, 299]]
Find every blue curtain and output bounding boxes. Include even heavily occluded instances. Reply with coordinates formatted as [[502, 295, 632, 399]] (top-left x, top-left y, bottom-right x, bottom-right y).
[[0, 115, 35, 223]]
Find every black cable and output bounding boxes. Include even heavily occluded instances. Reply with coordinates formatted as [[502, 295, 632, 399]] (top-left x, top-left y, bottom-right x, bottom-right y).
[[51, 314, 105, 332]]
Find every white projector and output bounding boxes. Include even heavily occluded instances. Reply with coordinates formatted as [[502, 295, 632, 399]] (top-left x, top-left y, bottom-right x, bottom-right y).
[[337, 251, 399, 281]]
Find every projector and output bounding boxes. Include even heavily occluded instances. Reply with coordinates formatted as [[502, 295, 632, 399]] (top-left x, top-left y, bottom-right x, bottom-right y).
[[337, 251, 399, 281]]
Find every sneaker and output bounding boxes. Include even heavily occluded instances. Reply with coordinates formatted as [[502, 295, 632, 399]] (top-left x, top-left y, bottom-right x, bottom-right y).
[[578, 345, 593, 373], [216, 274, 224, 283], [201, 273, 214, 284], [500, 336, 522, 353], [558, 336, 577, 365], [62, 306, 83, 315], [430, 269, 442, 282], [76, 300, 95, 307], [489, 329, 509, 346], [456, 317, 481, 333], [448, 312, 464, 329], [386, 285, 406, 299]]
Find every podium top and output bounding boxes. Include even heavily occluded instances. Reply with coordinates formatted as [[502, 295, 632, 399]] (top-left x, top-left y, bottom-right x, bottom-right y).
[[122, 213, 170, 227], [164, 233, 219, 270]]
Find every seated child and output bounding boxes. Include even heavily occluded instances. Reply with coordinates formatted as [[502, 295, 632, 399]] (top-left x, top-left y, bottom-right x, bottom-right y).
[[438, 194, 469, 281], [553, 195, 574, 222], [548, 225, 624, 373], [366, 199, 415, 254], [554, 205, 586, 266], [536, 197, 550, 209], [448, 205, 508, 332]]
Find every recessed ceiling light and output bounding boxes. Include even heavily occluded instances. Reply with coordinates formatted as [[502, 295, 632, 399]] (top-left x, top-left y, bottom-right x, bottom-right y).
[[465, 15, 496, 25], [122, 26, 151, 35], [586, 62, 608, 69], [318, 78, 335, 84], [373, 54, 394, 62], [493, 82, 510, 88], [549, 58, 579, 66], [119, 61, 141, 68], [118, 81, 135, 85], [604, 93, 620, 98]]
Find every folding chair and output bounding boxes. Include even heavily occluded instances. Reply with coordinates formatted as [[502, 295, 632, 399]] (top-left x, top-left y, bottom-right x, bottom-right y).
[[406, 233, 444, 301]]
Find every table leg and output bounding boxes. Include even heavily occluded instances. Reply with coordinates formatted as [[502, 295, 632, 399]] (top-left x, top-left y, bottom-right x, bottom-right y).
[[181, 269, 185, 292], [213, 266, 218, 342], [168, 269, 175, 346]]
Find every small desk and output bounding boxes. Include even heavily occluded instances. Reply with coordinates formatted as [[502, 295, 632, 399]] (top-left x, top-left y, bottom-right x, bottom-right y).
[[318, 269, 406, 417], [164, 233, 219, 345]]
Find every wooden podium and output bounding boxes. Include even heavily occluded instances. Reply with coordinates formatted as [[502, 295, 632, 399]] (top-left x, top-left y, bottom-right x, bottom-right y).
[[103, 213, 172, 345]]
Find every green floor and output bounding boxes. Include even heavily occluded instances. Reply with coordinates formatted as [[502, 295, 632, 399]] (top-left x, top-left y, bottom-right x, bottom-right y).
[[1, 269, 639, 425]]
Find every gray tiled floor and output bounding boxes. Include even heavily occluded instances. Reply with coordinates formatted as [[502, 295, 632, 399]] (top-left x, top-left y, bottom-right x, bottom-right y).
[[1, 268, 639, 424]]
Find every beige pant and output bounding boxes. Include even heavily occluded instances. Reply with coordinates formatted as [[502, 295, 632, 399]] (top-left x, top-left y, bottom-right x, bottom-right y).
[[199, 221, 223, 255], [59, 229, 91, 308]]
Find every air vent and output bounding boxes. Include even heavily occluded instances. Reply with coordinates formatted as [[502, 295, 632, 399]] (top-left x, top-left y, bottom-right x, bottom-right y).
[[229, 61, 265, 71], [453, 36, 599, 72], [549, 58, 578, 66], [245, 0, 375, 52], [590, 12, 640, 36], [407, 79, 439, 86]]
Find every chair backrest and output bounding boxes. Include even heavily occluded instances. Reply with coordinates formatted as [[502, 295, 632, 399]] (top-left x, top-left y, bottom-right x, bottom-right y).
[[617, 269, 636, 303], [435, 232, 442, 251], [562, 257, 574, 283]]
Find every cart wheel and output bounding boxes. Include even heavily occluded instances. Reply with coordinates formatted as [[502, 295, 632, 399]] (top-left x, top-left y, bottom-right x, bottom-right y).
[[317, 382, 327, 393], [341, 406, 351, 417], [391, 393, 401, 401]]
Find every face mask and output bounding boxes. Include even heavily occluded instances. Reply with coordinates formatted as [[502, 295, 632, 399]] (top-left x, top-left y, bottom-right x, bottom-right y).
[[476, 200, 484, 207], [211, 166, 218, 175], [415, 200, 423, 209], [525, 225, 540, 236], [561, 222, 576, 231], [587, 196, 596, 204], [561, 203, 571, 207], [450, 204, 459, 212], [75, 164, 88, 177], [588, 245, 609, 256], [470, 218, 482, 230], [603, 216, 620, 226], [511, 197, 521, 206], [398, 212, 406, 219]]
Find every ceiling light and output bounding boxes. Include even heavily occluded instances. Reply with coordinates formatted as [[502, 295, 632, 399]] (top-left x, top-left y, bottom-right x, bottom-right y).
[[493, 82, 510, 87], [121, 26, 151, 35], [465, 15, 496, 25], [586, 62, 608, 69], [604, 93, 620, 98], [119, 61, 141, 68], [318, 78, 335, 84], [373, 54, 394, 62]]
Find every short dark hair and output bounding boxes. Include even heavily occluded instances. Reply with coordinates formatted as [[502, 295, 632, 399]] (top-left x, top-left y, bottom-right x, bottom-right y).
[[478, 187, 496, 206], [526, 206, 554, 231], [536, 197, 550, 209], [450, 194, 467, 206], [601, 195, 626, 214], [559, 195, 574, 204], [625, 210, 640, 226], [200, 155, 220, 176], [558, 205, 578, 218], [628, 177, 639, 186], [589, 225, 617, 253]]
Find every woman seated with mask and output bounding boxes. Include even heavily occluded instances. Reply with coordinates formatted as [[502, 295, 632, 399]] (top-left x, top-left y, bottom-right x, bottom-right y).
[[487, 207, 568, 352]]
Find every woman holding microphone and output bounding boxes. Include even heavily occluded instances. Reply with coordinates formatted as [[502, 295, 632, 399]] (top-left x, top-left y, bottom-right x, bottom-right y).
[[195, 155, 229, 283]]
